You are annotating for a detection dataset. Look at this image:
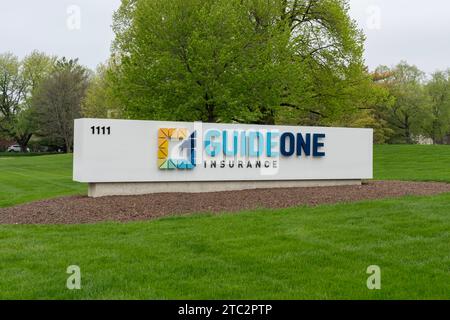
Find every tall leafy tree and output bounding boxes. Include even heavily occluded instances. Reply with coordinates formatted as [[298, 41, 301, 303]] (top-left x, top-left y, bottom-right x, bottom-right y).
[[22, 51, 56, 96], [374, 62, 430, 144], [277, 0, 369, 124], [423, 70, 450, 144], [82, 62, 122, 119], [337, 72, 394, 144], [33, 58, 89, 152], [20, 51, 56, 149], [0, 53, 28, 150], [110, 0, 369, 125], [0, 52, 54, 151]]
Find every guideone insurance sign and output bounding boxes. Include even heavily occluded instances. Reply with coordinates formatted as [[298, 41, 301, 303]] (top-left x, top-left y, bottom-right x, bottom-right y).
[[73, 119, 373, 183]]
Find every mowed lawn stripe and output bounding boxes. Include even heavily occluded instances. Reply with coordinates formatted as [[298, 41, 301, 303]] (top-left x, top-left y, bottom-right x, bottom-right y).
[[0, 193, 449, 299], [374, 144, 450, 182], [0, 155, 86, 207]]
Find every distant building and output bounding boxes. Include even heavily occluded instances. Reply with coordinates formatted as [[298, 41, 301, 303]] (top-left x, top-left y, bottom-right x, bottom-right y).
[[414, 135, 450, 145], [415, 135, 433, 145]]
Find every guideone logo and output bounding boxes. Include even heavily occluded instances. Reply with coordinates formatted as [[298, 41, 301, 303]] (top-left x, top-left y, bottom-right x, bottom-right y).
[[157, 128, 196, 170], [157, 127, 325, 171]]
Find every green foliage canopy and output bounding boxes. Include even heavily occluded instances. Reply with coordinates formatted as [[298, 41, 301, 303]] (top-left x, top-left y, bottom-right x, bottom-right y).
[[0, 51, 55, 150], [82, 63, 122, 119], [110, 0, 369, 125], [374, 62, 431, 144], [423, 70, 450, 143], [32, 58, 89, 152]]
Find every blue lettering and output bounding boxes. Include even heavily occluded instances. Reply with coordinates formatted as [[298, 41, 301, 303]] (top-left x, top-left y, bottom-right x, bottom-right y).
[[267, 132, 279, 157], [205, 130, 221, 157], [280, 132, 295, 156], [240, 131, 247, 156], [312, 133, 326, 157], [223, 131, 238, 156], [249, 131, 263, 157], [296, 133, 311, 156]]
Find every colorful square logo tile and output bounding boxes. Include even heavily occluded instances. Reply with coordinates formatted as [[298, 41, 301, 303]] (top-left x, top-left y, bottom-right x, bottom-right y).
[[158, 128, 196, 170]]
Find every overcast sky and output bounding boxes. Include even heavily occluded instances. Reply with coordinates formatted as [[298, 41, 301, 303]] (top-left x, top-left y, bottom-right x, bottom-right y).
[[349, 0, 450, 73], [0, 0, 449, 74]]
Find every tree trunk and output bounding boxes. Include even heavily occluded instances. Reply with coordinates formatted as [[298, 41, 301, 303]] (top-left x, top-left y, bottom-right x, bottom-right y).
[[65, 135, 72, 153], [207, 111, 215, 123], [404, 115, 411, 144], [204, 92, 216, 123], [404, 126, 411, 144], [65, 142, 71, 153], [256, 107, 275, 125], [16, 133, 32, 153]]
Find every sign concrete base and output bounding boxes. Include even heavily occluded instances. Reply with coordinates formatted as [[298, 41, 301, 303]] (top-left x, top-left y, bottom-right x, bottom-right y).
[[88, 180, 362, 198]]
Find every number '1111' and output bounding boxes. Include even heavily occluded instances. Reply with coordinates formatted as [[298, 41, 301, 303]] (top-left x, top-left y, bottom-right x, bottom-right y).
[[91, 126, 111, 135]]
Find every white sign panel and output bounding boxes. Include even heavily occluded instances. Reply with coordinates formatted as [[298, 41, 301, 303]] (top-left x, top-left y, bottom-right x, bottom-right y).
[[73, 119, 373, 183]]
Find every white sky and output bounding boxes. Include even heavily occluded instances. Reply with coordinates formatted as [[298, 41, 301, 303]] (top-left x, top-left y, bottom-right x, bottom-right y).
[[349, 0, 450, 73], [0, 0, 122, 70], [0, 0, 449, 73]]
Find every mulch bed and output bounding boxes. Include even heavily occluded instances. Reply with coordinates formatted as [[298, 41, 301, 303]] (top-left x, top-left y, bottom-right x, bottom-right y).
[[1, 181, 450, 225]]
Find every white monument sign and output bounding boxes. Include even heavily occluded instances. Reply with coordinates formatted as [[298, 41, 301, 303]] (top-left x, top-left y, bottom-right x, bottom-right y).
[[73, 119, 373, 197]]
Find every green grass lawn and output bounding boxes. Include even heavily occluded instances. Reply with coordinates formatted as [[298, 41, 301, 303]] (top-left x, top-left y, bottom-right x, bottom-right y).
[[0, 145, 449, 299], [374, 144, 450, 182], [1, 194, 449, 299], [0, 154, 86, 208]]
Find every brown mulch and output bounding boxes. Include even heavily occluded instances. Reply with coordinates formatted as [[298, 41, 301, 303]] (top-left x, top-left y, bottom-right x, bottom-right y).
[[1, 181, 450, 225]]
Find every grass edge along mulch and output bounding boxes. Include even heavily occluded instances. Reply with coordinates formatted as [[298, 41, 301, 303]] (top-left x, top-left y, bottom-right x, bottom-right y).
[[1, 180, 450, 225], [1, 192, 450, 299]]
